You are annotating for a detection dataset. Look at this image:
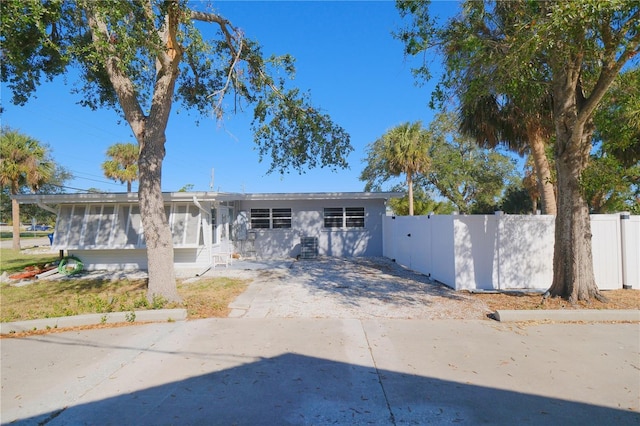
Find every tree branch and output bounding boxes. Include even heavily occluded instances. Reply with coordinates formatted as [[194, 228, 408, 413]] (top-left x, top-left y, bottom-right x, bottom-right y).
[[82, 3, 146, 138]]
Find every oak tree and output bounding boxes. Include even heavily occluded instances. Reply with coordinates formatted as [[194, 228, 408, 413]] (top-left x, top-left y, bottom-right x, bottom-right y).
[[396, 0, 640, 301], [1, 1, 351, 302]]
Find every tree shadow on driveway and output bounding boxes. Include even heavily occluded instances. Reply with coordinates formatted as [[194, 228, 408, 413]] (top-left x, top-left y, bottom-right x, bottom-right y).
[[247, 257, 489, 319]]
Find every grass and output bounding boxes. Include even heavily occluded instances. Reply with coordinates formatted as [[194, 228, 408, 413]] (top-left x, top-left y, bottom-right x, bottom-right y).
[[0, 231, 52, 240], [1, 248, 250, 323], [0, 249, 59, 274]]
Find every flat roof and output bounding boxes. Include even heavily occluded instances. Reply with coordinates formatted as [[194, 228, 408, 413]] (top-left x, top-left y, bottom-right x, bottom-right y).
[[13, 191, 403, 205]]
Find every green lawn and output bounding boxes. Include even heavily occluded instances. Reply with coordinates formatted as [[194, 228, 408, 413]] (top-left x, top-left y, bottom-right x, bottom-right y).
[[0, 248, 249, 323], [0, 249, 59, 274]]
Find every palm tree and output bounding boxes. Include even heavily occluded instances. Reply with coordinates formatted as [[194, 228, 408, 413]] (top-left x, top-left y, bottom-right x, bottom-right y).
[[0, 128, 53, 250], [101, 143, 139, 193], [459, 94, 557, 215], [361, 122, 431, 215]]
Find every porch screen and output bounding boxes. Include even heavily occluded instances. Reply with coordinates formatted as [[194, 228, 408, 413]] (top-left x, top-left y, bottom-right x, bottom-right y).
[[54, 203, 202, 249]]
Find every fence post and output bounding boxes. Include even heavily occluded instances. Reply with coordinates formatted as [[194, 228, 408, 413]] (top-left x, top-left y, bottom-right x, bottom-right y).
[[494, 211, 504, 290], [620, 212, 631, 289]]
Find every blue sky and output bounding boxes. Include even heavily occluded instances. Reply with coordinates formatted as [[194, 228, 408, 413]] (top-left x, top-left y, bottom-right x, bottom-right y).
[[1, 1, 460, 194]]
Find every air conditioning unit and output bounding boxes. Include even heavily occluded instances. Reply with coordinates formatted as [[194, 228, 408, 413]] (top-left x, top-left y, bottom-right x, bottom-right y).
[[300, 237, 318, 259]]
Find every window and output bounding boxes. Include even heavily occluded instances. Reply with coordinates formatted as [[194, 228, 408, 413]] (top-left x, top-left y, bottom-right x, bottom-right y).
[[272, 208, 292, 229], [250, 209, 271, 229], [250, 208, 292, 229], [324, 207, 365, 228], [323, 208, 344, 228], [169, 204, 201, 245], [345, 207, 365, 228]]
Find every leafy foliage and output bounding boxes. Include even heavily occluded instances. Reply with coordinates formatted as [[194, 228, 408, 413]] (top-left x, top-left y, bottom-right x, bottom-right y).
[[1, 0, 352, 300], [387, 186, 455, 216], [360, 121, 432, 215], [500, 182, 535, 214], [0, 0, 352, 175], [396, 0, 640, 301], [582, 150, 640, 214], [0, 127, 54, 195], [101, 142, 139, 192], [360, 122, 431, 189], [418, 112, 517, 214]]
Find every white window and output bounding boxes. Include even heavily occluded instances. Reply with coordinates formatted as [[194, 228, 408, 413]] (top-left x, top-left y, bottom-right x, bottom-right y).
[[250, 208, 292, 229], [323, 207, 365, 228]]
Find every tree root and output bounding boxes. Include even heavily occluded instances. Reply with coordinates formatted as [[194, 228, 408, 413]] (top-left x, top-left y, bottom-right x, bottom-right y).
[[593, 291, 609, 303]]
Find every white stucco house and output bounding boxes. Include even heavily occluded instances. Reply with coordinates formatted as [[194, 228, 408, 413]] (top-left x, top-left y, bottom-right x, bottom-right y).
[[14, 191, 401, 272]]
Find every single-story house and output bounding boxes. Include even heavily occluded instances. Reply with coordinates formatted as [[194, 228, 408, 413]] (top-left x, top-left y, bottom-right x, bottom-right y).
[[13, 191, 401, 272]]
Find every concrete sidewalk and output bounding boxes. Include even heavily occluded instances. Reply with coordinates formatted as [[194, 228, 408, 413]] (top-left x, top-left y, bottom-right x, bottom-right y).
[[1, 319, 639, 425]]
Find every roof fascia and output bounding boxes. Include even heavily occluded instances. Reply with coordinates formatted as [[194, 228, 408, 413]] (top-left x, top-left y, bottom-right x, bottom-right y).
[[12, 191, 403, 205]]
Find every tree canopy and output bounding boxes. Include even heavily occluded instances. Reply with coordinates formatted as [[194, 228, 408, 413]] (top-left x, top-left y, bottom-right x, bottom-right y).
[[0, 127, 55, 249], [419, 112, 517, 214], [1, 0, 352, 301], [360, 121, 431, 215], [396, 0, 640, 301], [102, 142, 139, 193], [361, 112, 517, 215]]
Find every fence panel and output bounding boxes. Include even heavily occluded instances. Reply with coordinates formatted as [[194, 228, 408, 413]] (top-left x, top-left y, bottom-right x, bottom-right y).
[[429, 215, 455, 286], [453, 215, 499, 290], [621, 215, 640, 289], [498, 215, 554, 290], [383, 213, 636, 291], [591, 215, 622, 290]]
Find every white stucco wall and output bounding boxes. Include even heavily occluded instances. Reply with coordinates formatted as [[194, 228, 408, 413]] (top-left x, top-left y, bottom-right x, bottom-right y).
[[234, 198, 387, 258]]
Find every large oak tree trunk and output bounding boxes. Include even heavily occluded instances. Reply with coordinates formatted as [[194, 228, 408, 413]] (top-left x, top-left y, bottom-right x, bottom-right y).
[[547, 117, 603, 302], [138, 126, 180, 303]]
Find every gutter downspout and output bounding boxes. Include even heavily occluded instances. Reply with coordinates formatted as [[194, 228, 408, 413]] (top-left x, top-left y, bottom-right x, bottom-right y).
[[193, 196, 214, 277]]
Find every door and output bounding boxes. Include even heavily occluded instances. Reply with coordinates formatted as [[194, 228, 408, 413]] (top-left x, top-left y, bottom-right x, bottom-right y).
[[217, 206, 231, 252]]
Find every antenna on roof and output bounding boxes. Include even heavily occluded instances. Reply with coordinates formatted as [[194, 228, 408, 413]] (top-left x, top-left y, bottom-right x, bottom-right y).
[[209, 168, 214, 191]]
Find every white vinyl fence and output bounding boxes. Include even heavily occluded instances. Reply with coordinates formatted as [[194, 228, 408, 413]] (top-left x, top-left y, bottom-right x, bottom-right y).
[[383, 212, 639, 291]]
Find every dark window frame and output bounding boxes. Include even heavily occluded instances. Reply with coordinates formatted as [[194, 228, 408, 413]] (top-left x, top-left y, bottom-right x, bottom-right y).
[[250, 208, 292, 229], [323, 207, 365, 229]]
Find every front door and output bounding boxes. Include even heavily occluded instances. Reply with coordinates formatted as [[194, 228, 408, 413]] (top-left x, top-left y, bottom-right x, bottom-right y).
[[212, 206, 230, 252]]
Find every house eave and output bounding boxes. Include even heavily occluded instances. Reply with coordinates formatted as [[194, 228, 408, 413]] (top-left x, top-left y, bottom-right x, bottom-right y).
[[12, 191, 403, 205]]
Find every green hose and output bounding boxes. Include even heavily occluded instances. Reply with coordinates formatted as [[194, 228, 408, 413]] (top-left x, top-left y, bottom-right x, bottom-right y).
[[58, 256, 84, 276]]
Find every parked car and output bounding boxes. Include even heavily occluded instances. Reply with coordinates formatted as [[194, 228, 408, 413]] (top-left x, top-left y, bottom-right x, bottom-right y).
[[27, 225, 52, 231]]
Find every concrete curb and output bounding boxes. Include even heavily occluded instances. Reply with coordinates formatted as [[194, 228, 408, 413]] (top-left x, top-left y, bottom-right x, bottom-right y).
[[494, 309, 640, 322], [0, 309, 187, 334]]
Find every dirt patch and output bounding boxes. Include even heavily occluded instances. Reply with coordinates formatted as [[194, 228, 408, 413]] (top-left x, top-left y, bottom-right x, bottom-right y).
[[472, 289, 640, 312]]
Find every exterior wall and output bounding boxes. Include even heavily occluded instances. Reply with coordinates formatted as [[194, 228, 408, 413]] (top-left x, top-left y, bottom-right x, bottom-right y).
[[234, 198, 387, 258], [68, 247, 211, 271], [383, 213, 636, 291]]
